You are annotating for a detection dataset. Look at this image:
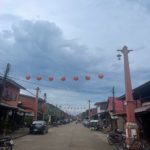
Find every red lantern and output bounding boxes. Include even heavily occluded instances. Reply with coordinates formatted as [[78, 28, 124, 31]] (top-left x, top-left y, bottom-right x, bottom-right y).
[[25, 75, 30, 80], [85, 75, 91, 80], [60, 76, 66, 81], [98, 74, 104, 79], [73, 76, 79, 81], [48, 76, 54, 81], [36, 76, 42, 81]]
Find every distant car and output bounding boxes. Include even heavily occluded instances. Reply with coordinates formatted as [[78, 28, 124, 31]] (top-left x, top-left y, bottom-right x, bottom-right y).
[[57, 121, 61, 125], [30, 120, 48, 134], [60, 120, 66, 125], [52, 121, 59, 127]]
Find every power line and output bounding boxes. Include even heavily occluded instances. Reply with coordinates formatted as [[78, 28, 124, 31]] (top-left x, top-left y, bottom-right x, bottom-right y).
[[0, 73, 35, 96], [0, 73, 109, 100], [23, 89, 35, 97]]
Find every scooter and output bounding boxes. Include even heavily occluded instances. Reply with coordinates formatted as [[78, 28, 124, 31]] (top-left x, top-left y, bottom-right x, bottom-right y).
[[107, 130, 125, 145], [0, 136, 14, 150]]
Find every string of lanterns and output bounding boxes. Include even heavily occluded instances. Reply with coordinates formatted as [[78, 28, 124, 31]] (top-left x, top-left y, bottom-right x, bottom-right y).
[[56, 106, 88, 110], [25, 74, 104, 81]]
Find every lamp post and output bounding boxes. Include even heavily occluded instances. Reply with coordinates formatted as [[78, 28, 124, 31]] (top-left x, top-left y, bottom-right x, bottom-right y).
[[117, 46, 138, 149]]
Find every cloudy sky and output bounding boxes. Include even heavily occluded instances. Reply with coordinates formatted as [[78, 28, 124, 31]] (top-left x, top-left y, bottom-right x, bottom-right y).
[[0, 0, 150, 114]]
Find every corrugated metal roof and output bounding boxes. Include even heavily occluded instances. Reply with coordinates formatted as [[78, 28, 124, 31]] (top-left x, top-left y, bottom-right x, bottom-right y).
[[135, 105, 150, 113], [0, 76, 25, 90], [119, 81, 150, 101], [0, 103, 17, 109]]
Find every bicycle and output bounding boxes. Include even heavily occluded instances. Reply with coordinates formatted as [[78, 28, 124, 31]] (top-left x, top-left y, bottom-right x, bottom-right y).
[[114, 135, 145, 150]]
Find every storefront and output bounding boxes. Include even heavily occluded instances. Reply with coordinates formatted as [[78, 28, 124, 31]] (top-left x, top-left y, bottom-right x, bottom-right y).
[[0, 103, 17, 134], [135, 104, 150, 141]]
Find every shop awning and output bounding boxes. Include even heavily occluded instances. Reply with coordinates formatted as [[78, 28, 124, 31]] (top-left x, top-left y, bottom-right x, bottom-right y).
[[0, 103, 17, 109], [135, 105, 150, 113], [25, 112, 34, 117], [17, 108, 34, 117]]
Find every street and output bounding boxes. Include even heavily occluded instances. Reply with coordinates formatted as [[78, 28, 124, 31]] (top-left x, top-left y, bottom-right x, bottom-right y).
[[14, 123, 112, 150]]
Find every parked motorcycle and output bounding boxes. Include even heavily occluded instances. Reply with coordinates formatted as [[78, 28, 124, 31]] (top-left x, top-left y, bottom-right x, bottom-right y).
[[107, 130, 125, 145], [0, 136, 14, 150]]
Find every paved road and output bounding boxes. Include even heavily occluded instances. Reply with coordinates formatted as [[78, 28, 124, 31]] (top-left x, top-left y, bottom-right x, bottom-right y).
[[14, 123, 112, 150]]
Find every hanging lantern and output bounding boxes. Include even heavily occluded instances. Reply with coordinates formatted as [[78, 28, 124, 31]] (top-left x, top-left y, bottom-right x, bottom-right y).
[[48, 76, 54, 81], [73, 76, 79, 81], [98, 74, 104, 79], [36, 76, 42, 81], [60, 76, 66, 81], [25, 75, 31, 80], [85, 75, 91, 80]]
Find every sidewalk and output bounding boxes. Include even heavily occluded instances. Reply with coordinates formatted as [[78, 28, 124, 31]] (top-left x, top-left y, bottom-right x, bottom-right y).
[[92, 130, 108, 143], [9, 125, 52, 139], [9, 128, 29, 139]]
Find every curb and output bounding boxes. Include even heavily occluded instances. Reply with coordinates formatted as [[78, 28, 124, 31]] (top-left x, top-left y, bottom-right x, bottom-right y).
[[12, 133, 29, 139]]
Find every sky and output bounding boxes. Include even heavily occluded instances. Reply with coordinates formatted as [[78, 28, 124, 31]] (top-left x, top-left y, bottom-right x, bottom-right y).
[[0, 0, 150, 114]]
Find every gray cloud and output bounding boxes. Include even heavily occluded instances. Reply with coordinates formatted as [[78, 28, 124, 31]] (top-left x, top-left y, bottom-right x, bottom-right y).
[[0, 19, 115, 100], [127, 0, 150, 11], [0, 6, 149, 108], [0, 18, 126, 108]]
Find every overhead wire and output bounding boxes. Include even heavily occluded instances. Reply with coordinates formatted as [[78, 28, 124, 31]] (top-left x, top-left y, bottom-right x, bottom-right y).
[[0, 71, 110, 102], [6, 74, 106, 98], [0, 72, 35, 96]]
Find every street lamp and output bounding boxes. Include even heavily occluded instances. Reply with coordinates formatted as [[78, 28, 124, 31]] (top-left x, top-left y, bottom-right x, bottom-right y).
[[117, 46, 138, 149]]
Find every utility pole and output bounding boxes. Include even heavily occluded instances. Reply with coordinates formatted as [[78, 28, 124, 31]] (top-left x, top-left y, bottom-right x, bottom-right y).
[[112, 86, 115, 113], [117, 46, 137, 149], [88, 100, 91, 120], [0, 63, 11, 101], [112, 86, 117, 131], [43, 93, 47, 120], [34, 87, 40, 121]]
